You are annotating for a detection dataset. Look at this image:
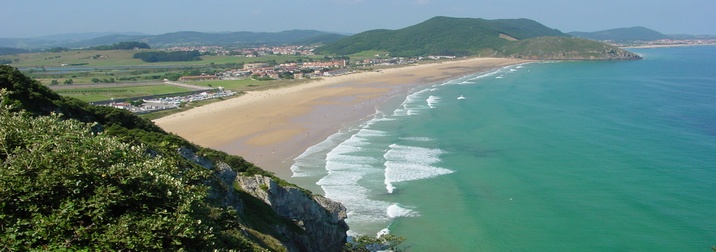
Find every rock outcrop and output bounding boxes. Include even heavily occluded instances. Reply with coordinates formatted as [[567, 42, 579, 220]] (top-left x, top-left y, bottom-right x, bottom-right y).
[[237, 175, 349, 252], [179, 147, 348, 251]]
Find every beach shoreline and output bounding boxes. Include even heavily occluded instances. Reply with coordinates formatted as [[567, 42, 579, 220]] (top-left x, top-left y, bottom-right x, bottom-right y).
[[154, 57, 529, 178], [620, 43, 716, 49]]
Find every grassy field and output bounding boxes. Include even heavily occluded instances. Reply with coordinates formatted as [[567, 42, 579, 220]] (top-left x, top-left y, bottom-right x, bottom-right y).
[[1, 49, 326, 86], [186, 78, 314, 91], [1, 49, 324, 68], [1, 49, 340, 117], [55, 84, 194, 102]]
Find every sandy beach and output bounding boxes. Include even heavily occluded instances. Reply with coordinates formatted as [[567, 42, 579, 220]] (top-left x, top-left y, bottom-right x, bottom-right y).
[[154, 57, 528, 178]]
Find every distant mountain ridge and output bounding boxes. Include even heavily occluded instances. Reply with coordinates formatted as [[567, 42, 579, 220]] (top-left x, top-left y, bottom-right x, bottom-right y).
[[568, 26, 671, 42], [0, 30, 347, 49], [315, 16, 640, 60]]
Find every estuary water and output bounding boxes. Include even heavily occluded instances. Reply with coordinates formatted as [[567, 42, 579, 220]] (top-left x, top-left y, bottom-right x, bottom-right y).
[[290, 46, 716, 251]]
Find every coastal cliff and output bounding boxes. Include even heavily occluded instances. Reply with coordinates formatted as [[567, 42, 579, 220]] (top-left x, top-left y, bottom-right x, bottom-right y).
[[180, 147, 349, 252], [237, 175, 349, 252]]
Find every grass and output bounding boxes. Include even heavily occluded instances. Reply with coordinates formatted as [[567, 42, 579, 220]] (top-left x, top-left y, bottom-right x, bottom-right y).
[[348, 50, 391, 60], [56, 84, 193, 102], [187, 78, 313, 91], [1, 49, 324, 68], [1, 49, 334, 118], [2, 50, 326, 86]]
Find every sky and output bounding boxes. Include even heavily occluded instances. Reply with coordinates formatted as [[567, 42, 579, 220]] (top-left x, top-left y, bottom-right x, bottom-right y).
[[2, 0, 714, 38]]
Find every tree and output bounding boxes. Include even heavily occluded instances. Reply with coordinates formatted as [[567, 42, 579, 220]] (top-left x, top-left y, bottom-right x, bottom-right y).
[[63, 78, 73, 85], [91, 78, 101, 83], [50, 79, 59, 85], [0, 101, 219, 250], [345, 234, 406, 252]]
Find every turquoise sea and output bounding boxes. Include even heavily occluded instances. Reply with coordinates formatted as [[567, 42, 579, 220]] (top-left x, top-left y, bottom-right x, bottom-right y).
[[289, 46, 716, 251]]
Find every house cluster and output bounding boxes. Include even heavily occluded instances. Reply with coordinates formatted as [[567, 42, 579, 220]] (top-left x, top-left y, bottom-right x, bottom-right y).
[[607, 39, 716, 47], [184, 59, 349, 81], [167, 45, 229, 55], [232, 45, 316, 57], [103, 89, 236, 113], [355, 57, 420, 66], [165, 45, 317, 56]]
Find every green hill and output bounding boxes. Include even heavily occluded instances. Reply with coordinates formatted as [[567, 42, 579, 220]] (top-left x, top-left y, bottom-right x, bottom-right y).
[[315, 16, 640, 60], [314, 16, 568, 56], [500, 36, 642, 60], [0, 65, 348, 251], [568, 26, 670, 42]]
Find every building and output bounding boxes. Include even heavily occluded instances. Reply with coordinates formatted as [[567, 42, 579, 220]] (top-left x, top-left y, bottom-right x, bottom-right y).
[[244, 63, 270, 70]]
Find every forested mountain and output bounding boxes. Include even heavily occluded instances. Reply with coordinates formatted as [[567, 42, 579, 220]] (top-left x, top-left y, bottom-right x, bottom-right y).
[[314, 16, 569, 56], [568, 26, 670, 42], [133, 30, 346, 47], [314, 16, 641, 60], [0, 30, 347, 49], [0, 47, 29, 56], [0, 65, 348, 251]]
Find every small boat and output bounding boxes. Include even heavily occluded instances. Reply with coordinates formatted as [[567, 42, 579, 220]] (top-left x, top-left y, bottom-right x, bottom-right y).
[[457, 95, 466, 100]]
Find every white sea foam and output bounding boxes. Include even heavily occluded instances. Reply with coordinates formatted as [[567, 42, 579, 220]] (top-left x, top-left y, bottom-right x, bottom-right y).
[[291, 130, 351, 177], [383, 144, 453, 193], [426, 95, 440, 108], [399, 136, 433, 142], [387, 203, 419, 218], [377, 228, 390, 237]]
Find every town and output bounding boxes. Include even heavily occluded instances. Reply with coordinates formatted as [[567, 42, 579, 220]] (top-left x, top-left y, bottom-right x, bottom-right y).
[[96, 44, 458, 114], [169, 45, 454, 81]]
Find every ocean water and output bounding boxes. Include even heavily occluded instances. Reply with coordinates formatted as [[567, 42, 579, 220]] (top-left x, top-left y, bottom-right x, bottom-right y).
[[289, 46, 716, 251]]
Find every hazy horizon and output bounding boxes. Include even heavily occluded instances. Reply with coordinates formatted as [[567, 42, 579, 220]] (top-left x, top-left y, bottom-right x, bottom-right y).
[[2, 0, 715, 38]]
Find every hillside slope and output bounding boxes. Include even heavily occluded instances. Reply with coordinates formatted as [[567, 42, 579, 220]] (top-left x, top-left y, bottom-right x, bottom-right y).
[[315, 16, 568, 56], [568, 26, 670, 42], [316, 16, 641, 60], [500, 36, 642, 60], [0, 65, 348, 251]]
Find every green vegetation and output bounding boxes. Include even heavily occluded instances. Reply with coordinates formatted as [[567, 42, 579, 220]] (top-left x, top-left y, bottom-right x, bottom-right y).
[[0, 108, 227, 250], [499, 36, 641, 60], [0, 65, 336, 250], [133, 51, 202, 62], [0, 47, 29, 56], [315, 16, 568, 56], [89, 41, 150, 50], [568, 26, 670, 42], [345, 234, 406, 252], [0, 49, 323, 69], [55, 84, 193, 102], [316, 16, 641, 60]]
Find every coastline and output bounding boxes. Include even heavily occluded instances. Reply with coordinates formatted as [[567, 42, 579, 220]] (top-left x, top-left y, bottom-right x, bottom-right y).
[[620, 43, 716, 49], [154, 57, 529, 178]]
